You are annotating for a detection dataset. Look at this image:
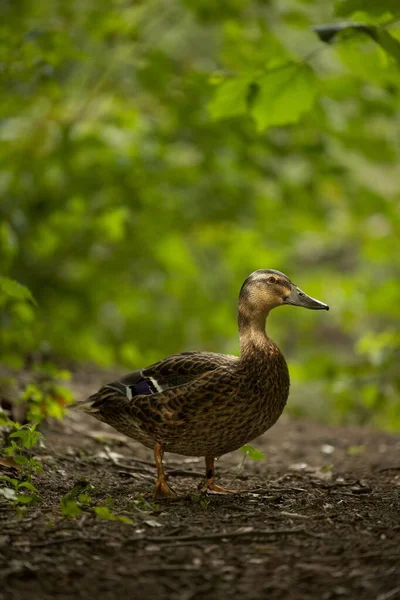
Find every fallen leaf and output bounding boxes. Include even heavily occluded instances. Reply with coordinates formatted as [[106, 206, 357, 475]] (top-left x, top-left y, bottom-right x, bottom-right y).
[[0, 457, 22, 470], [143, 519, 162, 528], [321, 444, 335, 455], [347, 445, 365, 456], [289, 462, 309, 471]]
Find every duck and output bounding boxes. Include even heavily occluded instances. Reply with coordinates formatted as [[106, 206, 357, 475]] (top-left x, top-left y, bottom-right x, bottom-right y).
[[72, 269, 328, 497]]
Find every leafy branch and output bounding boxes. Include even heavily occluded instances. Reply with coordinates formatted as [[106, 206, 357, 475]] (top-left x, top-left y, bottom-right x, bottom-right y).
[[209, 11, 400, 131]]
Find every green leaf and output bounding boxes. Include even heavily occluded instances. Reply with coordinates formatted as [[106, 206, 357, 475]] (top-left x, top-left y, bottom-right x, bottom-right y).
[[18, 481, 39, 493], [13, 455, 29, 465], [208, 76, 251, 120], [78, 493, 92, 505], [313, 22, 374, 44], [10, 430, 30, 441], [62, 479, 93, 503], [240, 444, 265, 461], [251, 64, 316, 131], [320, 464, 334, 472], [117, 515, 134, 524], [335, 0, 398, 17], [0, 487, 17, 500], [371, 30, 400, 64], [314, 23, 400, 66], [94, 506, 117, 520], [15, 494, 40, 504], [347, 445, 365, 455], [0, 476, 18, 487], [0, 411, 14, 427], [61, 499, 83, 517], [0, 276, 37, 306], [94, 506, 133, 524], [29, 459, 43, 472]]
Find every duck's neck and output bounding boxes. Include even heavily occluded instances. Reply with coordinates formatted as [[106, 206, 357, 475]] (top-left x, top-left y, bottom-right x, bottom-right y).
[[238, 306, 272, 359]]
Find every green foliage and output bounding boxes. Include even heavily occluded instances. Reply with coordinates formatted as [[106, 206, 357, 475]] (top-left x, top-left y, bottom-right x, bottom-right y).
[[1, 421, 43, 482], [61, 480, 94, 517], [347, 444, 365, 455], [62, 479, 95, 503], [61, 499, 83, 518], [60, 480, 133, 523], [0, 475, 41, 505], [0, 277, 37, 367], [314, 22, 400, 66], [129, 494, 160, 514], [335, 0, 399, 18], [0, 277, 36, 306], [199, 496, 211, 510], [93, 506, 134, 524], [0, 0, 399, 429], [210, 62, 317, 131], [0, 418, 43, 505], [251, 64, 316, 131], [371, 30, 400, 64], [22, 378, 73, 422]]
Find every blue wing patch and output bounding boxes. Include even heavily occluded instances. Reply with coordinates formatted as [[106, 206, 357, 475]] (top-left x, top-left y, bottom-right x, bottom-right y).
[[132, 379, 158, 396], [104, 378, 159, 400]]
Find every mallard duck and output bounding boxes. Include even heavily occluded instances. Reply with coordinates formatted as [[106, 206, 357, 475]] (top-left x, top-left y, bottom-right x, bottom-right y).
[[73, 270, 328, 497]]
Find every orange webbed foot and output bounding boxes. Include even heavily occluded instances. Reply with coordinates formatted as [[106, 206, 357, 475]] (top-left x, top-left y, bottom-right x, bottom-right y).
[[199, 480, 239, 495], [201, 455, 245, 495], [154, 478, 177, 498]]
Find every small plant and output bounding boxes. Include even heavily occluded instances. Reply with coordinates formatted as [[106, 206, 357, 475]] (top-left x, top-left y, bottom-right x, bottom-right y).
[[0, 372, 72, 508], [22, 376, 73, 423], [199, 496, 211, 510], [235, 443, 266, 479], [240, 444, 265, 461], [93, 506, 134, 524], [0, 276, 37, 368], [60, 480, 134, 524], [61, 499, 83, 518], [0, 475, 41, 505], [1, 420, 43, 482], [0, 417, 43, 505], [60, 479, 95, 517], [128, 493, 160, 514], [347, 445, 365, 456]]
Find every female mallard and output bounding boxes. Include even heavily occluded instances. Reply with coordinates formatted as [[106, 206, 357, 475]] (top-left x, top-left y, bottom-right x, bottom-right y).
[[73, 270, 328, 497]]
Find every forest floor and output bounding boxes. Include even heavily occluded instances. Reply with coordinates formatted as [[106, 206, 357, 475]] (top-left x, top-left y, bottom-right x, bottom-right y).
[[1, 368, 400, 600]]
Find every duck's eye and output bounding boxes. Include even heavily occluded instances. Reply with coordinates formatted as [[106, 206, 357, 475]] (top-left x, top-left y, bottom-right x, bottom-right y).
[[267, 276, 277, 284]]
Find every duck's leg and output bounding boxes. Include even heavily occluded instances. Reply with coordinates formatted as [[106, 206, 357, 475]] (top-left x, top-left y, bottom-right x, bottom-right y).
[[199, 456, 238, 494], [153, 442, 177, 498]]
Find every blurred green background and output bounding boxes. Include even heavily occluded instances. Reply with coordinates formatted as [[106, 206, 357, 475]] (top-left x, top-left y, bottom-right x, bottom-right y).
[[1, 0, 399, 430]]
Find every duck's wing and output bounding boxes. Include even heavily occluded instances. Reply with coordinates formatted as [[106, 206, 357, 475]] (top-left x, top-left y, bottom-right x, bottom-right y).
[[76, 359, 239, 442], [114, 351, 237, 396], [73, 351, 237, 414]]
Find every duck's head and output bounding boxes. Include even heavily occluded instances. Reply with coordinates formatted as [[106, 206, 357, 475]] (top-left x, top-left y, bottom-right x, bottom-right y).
[[239, 269, 329, 318]]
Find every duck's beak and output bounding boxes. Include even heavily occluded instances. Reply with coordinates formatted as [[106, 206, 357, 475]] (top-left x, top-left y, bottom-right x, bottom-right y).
[[284, 285, 329, 311]]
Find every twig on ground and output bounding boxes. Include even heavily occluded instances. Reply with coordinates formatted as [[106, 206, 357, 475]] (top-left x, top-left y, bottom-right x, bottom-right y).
[[15, 536, 104, 548], [279, 511, 311, 520], [377, 585, 400, 600], [248, 486, 308, 493], [378, 466, 400, 472], [137, 526, 320, 544], [117, 470, 153, 480], [166, 469, 204, 478], [138, 565, 201, 573]]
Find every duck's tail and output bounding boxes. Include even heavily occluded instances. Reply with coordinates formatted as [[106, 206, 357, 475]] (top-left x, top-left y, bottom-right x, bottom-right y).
[[69, 394, 100, 414], [69, 385, 123, 415]]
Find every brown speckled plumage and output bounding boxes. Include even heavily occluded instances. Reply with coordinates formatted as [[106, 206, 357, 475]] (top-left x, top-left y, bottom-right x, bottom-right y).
[[72, 269, 328, 496]]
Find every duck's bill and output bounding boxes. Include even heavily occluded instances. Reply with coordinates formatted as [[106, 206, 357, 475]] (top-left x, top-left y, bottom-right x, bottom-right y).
[[284, 286, 329, 311]]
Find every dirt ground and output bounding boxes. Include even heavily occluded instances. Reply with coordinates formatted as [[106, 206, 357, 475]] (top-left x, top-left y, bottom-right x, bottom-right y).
[[1, 369, 400, 600]]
